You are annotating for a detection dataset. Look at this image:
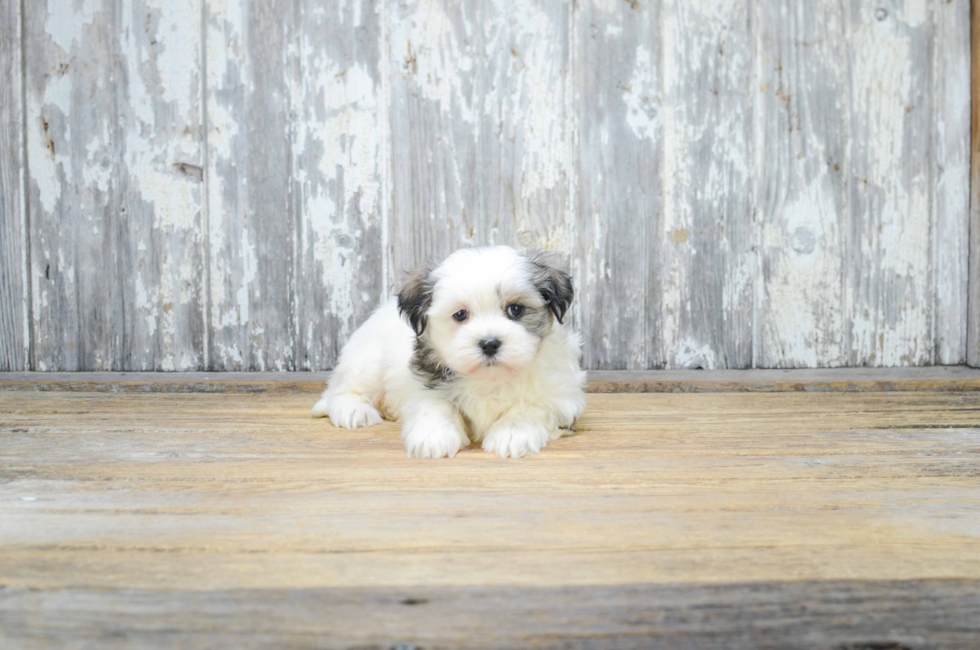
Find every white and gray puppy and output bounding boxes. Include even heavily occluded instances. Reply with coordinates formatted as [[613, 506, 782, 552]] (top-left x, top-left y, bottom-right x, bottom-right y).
[[312, 246, 587, 458]]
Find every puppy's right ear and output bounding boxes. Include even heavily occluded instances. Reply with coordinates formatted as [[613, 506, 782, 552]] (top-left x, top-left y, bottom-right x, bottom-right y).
[[527, 250, 574, 324], [397, 264, 434, 336]]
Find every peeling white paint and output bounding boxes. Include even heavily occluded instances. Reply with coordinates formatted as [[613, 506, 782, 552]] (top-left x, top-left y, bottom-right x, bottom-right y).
[[316, 63, 381, 223], [152, 0, 201, 119], [45, 0, 100, 53], [763, 183, 844, 367], [16, 0, 970, 372], [591, 0, 623, 14], [206, 0, 257, 367], [624, 45, 660, 142], [235, 224, 254, 328], [493, 2, 567, 200], [27, 108, 62, 215], [849, 0, 932, 366], [27, 67, 73, 215], [675, 337, 718, 370], [900, 0, 928, 28], [932, 0, 972, 364], [288, 0, 387, 369], [389, 0, 475, 122]]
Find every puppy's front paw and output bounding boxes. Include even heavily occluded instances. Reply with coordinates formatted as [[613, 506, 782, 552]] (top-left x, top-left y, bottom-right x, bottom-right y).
[[482, 422, 550, 458], [319, 395, 383, 429], [403, 419, 467, 459]]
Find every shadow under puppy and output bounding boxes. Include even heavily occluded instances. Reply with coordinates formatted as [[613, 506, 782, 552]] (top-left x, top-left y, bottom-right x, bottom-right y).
[[313, 246, 587, 458]]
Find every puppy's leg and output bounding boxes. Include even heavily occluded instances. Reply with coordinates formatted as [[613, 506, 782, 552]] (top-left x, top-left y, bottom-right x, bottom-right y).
[[482, 408, 553, 458], [312, 302, 404, 428], [312, 353, 386, 429], [313, 360, 384, 427], [312, 358, 384, 428], [314, 391, 383, 429], [548, 395, 587, 440], [401, 394, 469, 459]]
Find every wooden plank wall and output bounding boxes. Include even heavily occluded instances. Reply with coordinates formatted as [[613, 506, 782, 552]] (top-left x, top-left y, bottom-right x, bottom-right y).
[[0, 0, 973, 371], [0, 0, 27, 370], [970, 0, 980, 368], [22, 0, 207, 371]]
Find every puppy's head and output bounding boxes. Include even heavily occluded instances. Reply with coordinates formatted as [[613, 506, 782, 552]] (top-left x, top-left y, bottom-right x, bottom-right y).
[[398, 246, 573, 378]]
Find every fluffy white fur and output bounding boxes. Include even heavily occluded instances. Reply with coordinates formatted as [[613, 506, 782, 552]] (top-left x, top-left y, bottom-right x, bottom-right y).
[[312, 246, 587, 458]]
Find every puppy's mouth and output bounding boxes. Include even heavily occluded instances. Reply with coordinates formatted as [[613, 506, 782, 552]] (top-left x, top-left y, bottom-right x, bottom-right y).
[[473, 356, 518, 374]]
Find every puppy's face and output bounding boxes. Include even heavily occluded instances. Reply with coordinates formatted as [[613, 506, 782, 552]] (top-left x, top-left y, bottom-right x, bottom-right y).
[[398, 247, 572, 380]]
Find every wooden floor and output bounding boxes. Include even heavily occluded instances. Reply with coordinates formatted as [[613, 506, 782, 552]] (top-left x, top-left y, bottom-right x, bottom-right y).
[[1, 385, 979, 648]]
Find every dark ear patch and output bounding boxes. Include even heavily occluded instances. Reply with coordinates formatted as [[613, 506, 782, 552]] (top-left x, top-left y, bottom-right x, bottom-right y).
[[527, 251, 574, 324], [397, 264, 434, 335]]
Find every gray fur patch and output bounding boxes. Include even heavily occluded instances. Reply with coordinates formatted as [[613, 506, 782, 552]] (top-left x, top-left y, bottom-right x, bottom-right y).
[[397, 263, 436, 335], [410, 337, 457, 389], [524, 250, 574, 324], [515, 303, 552, 339]]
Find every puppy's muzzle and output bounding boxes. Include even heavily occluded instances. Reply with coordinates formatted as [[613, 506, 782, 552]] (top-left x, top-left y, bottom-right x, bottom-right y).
[[479, 338, 501, 358]]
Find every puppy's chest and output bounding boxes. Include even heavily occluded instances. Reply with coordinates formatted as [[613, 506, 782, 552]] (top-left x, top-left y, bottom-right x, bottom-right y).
[[446, 383, 516, 438]]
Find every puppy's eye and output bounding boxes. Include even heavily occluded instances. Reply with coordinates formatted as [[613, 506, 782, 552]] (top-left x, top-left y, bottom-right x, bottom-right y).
[[506, 304, 524, 319], [453, 309, 469, 323]]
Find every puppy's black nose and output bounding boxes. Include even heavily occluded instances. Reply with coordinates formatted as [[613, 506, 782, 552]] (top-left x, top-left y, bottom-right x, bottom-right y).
[[479, 338, 501, 357]]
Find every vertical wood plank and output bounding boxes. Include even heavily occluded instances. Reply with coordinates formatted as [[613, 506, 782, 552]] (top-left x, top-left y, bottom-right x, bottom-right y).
[[932, 0, 971, 365], [25, 0, 206, 370], [206, 0, 295, 370], [121, 0, 207, 371], [385, 0, 574, 286], [845, 0, 933, 367], [575, 0, 662, 369], [661, 0, 754, 369], [291, 1, 386, 370], [755, 0, 848, 368], [969, 0, 980, 367], [25, 0, 115, 370], [0, 0, 28, 370]]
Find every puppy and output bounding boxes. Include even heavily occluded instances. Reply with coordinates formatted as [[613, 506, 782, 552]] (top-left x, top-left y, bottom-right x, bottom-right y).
[[312, 246, 587, 458]]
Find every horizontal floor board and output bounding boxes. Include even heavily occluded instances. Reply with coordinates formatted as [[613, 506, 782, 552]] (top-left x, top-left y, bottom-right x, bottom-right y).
[[2, 580, 978, 650], [2, 390, 978, 647], [2, 366, 980, 393]]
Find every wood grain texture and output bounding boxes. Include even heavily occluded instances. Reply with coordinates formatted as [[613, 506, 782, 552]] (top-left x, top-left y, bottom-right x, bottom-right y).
[[291, 1, 386, 370], [661, 0, 754, 369], [5, 366, 980, 393], [755, 0, 848, 368], [846, 0, 933, 367], [2, 580, 978, 649], [3, 0, 976, 371], [24, 0, 206, 371], [206, 0, 385, 372], [970, 0, 980, 368], [575, 0, 662, 370], [933, 0, 971, 365], [0, 390, 978, 646], [386, 0, 575, 283], [206, 0, 295, 370], [0, 0, 27, 371]]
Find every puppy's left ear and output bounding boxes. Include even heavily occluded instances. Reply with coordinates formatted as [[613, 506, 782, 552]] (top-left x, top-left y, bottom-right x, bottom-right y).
[[397, 263, 434, 336], [528, 251, 573, 324]]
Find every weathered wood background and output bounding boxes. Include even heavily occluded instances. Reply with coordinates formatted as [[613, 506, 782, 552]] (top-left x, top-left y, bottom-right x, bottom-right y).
[[0, 0, 974, 371]]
